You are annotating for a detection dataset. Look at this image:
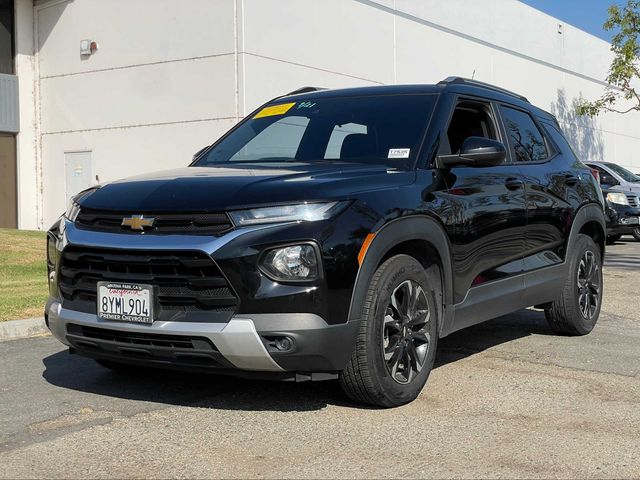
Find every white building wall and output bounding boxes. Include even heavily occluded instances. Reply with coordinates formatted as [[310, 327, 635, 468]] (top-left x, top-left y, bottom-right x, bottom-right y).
[[14, 0, 38, 229], [25, 0, 640, 228], [33, 0, 241, 227], [240, 0, 640, 172]]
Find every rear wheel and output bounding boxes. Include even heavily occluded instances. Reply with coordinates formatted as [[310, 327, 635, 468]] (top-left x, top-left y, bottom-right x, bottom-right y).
[[545, 234, 602, 335], [339, 254, 439, 407], [606, 234, 621, 245], [632, 227, 640, 242]]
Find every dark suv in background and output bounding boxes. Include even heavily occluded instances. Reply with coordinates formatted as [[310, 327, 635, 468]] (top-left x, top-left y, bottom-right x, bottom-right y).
[[46, 78, 605, 407]]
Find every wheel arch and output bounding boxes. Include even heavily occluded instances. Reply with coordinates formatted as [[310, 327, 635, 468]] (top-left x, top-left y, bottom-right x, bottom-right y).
[[569, 203, 606, 260], [347, 216, 454, 336]]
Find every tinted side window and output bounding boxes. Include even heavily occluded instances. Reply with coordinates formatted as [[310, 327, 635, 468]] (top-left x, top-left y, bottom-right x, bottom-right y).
[[446, 101, 496, 154], [590, 165, 608, 176], [500, 106, 548, 162], [588, 164, 620, 186], [542, 122, 577, 160]]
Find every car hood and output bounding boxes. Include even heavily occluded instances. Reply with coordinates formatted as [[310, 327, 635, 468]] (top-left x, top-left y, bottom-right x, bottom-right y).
[[79, 162, 414, 212], [625, 184, 640, 195], [607, 184, 640, 196]]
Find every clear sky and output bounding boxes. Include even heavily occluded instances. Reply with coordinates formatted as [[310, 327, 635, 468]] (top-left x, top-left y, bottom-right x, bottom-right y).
[[519, 0, 623, 42]]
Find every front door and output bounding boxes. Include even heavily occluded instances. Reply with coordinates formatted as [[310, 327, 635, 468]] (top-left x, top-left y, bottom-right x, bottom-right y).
[[440, 97, 527, 324]]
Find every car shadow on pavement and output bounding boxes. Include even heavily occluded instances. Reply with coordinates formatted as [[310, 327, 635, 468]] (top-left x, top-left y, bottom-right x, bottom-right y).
[[435, 308, 553, 368], [42, 308, 553, 411]]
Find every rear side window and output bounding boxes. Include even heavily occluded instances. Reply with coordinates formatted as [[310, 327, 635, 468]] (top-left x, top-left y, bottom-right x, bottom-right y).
[[541, 121, 577, 160], [499, 106, 548, 162]]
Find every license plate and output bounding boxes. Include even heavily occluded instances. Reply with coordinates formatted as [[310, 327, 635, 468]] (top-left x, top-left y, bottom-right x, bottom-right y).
[[97, 282, 154, 324], [627, 217, 639, 225]]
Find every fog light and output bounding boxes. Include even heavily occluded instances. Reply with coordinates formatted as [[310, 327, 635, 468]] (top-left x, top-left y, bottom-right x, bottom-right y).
[[260, 244, 319, 282], [275, 337, 293, 351]]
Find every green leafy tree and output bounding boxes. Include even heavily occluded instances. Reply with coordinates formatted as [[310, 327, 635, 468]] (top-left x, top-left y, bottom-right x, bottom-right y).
[[576, 0, 640, 116]]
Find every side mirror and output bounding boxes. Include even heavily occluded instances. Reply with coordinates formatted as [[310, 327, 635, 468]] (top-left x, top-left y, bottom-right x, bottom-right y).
[[437, 137, 507, 168]]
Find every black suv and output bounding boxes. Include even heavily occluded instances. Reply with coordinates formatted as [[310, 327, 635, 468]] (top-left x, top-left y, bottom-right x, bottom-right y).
[[46, 77, 605, 407]]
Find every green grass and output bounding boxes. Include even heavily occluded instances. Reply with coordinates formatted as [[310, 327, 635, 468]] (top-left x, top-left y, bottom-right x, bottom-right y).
[[0, 228, 48, 321]]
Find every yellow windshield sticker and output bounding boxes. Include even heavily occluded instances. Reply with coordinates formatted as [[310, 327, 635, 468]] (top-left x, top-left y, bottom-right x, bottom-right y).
[[253, 102, 296, 119]]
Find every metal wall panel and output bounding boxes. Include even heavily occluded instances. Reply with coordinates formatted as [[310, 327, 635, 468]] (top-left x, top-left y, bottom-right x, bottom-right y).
[[64, 151, 92, 205], [0, 73, 18, 133]]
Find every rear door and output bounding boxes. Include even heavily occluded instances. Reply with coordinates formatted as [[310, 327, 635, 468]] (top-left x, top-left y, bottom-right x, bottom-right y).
[[498, 106, 582, 299]]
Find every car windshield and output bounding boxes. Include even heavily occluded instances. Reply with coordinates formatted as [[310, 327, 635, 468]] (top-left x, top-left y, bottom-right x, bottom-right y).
[[194, 94, 436, 170], [604, 162, 640, 183]]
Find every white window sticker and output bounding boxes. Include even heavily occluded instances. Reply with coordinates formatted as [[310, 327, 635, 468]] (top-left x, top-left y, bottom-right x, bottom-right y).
[[388, 148, 410, 159]]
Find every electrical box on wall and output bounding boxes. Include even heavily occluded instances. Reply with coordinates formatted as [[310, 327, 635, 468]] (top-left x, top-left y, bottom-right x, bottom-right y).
[[80, 40, 98, 56]]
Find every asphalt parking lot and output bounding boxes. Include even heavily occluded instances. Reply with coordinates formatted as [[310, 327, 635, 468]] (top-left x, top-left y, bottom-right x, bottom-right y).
[[1, 239, 639, 479]]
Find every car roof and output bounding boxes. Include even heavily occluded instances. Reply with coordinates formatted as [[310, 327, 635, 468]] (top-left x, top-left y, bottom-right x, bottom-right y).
[[275, 79, 556, 123], [584, 161, 613, 168]]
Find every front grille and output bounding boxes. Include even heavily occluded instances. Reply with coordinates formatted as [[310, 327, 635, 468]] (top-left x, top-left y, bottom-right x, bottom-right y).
[[65, 323, 231, 368], [58, 247, 238, 314], [67, 324, 217, 350], [626, 195, 639, 208], [75, 208, 234, 236]]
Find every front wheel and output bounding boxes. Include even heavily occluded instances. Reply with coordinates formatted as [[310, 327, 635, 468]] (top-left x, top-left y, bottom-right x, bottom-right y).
[[339, 254, 439, 407], [545, 234, 603, 335], [632, 227, 640, 242]]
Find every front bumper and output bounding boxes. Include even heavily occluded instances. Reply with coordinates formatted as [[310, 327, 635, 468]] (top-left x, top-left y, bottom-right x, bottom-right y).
[[46, 211, 369, 378], [605, 203, 640, 235], [607, 224, 638, 236], [46, 299, 357, 377]]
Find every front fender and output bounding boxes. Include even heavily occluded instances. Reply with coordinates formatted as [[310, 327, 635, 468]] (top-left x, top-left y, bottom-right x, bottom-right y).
[[347, 215, 454, 336]]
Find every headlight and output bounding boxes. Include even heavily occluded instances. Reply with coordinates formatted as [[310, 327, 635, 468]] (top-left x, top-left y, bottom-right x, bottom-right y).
[[65, 200, 81, 221], [64, 187, 99, 221], [46, 233, 58, 267], [606, 192, 629, 206], [229, 202, 344, 226], [260, 244, 320, 282]]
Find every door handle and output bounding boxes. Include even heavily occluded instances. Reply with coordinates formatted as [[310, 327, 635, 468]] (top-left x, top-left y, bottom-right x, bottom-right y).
[[505, 178, 524, 190], [564, 174, 579, 186]]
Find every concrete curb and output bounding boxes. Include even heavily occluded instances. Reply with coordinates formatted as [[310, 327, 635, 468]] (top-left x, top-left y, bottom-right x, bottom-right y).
[[0, 317, 50, 342]]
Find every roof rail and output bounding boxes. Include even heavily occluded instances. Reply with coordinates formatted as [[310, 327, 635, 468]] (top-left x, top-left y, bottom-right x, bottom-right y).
[[269, 86, 327, 103], [438, 77, 529, 103], [286, 86, 327, 96]]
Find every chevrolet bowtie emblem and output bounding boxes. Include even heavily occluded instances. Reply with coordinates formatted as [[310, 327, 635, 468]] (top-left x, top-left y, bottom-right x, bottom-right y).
[[121, 214, 155, 231]]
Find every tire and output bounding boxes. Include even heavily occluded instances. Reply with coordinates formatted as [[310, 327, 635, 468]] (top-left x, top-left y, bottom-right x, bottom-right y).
[[339, 254, 439, 408], [632, 227, 640, 242], [545, 234, 603, 336], [606, 234, 621, 245]]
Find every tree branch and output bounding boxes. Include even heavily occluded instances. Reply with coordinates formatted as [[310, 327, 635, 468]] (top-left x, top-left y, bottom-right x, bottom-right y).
[[604, 105, 640, 114]]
